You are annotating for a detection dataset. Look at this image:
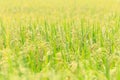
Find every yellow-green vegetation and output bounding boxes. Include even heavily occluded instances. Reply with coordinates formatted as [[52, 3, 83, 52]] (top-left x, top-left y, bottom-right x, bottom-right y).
[[0, 0, 120, 80]]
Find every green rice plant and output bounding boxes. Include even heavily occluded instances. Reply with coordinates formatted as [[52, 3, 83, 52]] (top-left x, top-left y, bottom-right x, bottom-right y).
[[0, 0, 120, 80]]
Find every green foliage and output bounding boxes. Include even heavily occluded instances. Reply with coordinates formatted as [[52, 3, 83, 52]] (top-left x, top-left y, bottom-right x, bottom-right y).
[[0, 0, 120, 80]]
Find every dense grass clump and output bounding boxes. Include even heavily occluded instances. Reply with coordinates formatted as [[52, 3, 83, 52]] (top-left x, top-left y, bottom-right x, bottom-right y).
[[0, 0, 120, 80]]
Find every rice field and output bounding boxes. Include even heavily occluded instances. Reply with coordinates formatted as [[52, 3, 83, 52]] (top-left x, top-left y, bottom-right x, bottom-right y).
[[0, 0, 120, 80]]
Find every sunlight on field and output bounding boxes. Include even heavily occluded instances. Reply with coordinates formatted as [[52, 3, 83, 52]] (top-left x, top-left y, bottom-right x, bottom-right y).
[[0, 0, 120, 80]]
